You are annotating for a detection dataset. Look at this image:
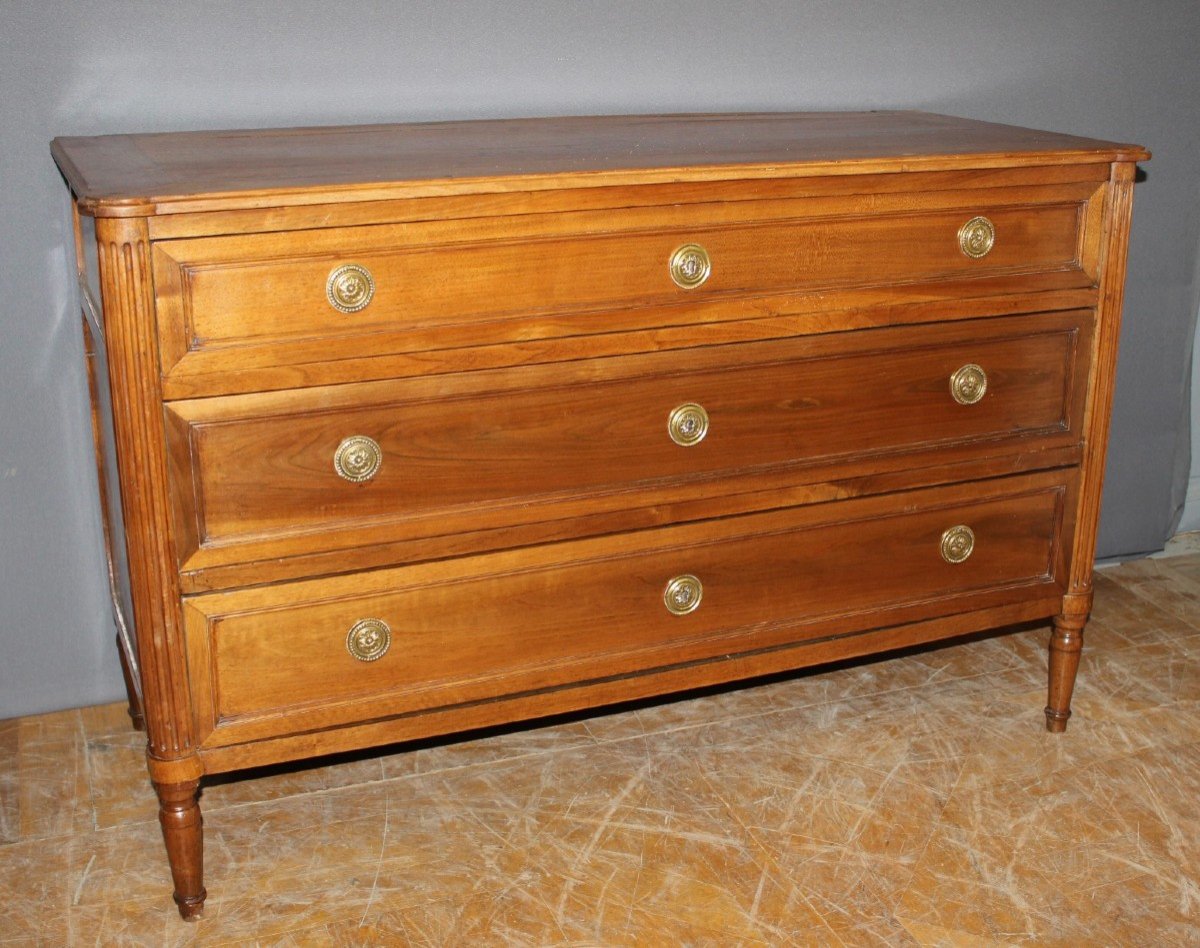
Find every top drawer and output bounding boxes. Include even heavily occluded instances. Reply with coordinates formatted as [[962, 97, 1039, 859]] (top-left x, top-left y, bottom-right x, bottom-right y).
[[151, 180, 1102, 394]]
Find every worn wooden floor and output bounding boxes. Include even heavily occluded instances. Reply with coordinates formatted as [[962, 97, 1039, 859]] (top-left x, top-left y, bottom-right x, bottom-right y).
[[2, 554, 1199, 946]]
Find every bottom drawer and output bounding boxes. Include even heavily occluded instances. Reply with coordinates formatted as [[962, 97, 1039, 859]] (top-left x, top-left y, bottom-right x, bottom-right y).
[[184, 471, 1070, 747]]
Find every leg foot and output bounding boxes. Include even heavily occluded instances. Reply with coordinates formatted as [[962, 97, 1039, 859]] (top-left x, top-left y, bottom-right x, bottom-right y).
[[1044, 705, 1071, 733], [155, 779, 206, 920], [1045, 612, 1085, 733]]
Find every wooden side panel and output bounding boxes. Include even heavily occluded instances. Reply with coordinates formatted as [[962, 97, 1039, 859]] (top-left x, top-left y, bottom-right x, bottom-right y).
[[82, 317, 139, 703], [76, 198, 140, 705]]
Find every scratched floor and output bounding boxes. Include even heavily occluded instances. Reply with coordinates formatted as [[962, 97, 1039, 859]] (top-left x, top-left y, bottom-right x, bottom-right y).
[[3, 552, 1200, 947]]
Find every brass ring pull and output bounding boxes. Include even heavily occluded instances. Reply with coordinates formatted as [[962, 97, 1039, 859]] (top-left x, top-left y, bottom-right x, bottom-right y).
[[958, 216, 995, 258], [327, 263, 375, 313], [346, 618, 391, 662], [940, 525, 976, 564], [668, 403, 709, 447], [950, 364, 988, 405], [334, 435, 382, 483], [669, 243, 712, 289], [664, 574, 703, 615]]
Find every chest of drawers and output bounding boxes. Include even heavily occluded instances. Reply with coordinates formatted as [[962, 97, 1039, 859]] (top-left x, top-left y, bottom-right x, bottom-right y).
[[52, 111, 1146, 918]]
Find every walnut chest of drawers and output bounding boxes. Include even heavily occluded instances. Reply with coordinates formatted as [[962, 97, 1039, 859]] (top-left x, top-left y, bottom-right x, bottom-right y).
[[51, 111, 1147, 917]]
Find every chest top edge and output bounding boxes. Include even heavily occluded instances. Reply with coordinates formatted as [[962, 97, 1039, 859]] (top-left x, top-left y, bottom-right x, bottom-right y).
[[51, 110, 1149, 218]]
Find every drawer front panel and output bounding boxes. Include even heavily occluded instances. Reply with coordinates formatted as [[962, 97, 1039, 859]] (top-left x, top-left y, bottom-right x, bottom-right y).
[[169, 312, 1087, 562], [153, 196, 1087, 381], [186, 473, 1068, 743]]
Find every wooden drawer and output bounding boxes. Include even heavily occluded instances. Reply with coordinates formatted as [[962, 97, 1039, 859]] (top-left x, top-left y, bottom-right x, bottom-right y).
[[166, 311, 1090, 574], [151, 184, 1098, 392], [184, 471, 1069, 746]]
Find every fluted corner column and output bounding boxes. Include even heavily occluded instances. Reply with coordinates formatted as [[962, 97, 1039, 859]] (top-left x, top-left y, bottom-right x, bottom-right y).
[[94, 214, 204, 914]]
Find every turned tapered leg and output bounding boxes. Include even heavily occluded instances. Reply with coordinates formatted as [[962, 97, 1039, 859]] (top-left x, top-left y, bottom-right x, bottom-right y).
[[1045, 612, 1086, 733], [155, 779, 206, 919]]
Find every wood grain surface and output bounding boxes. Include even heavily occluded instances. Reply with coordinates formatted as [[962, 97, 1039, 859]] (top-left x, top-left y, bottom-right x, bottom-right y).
[[166, 311, 1089, 575], [185, 471, 1070, 749], [52, 111, 1147, 215], [53, 111, 1146, 919]]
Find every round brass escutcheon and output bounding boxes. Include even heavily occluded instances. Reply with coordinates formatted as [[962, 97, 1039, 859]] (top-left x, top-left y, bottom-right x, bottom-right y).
[[958, 216, 996, 259], [950, 363, 988, 405], [940, 525, 976, 565], [326, 263, 376, 313], [669, 243, 712, 289], [334, 435, 382, 483], [346, 617, 391, 662], [664, 574, 703, 616], [668, 402, 710, 447]]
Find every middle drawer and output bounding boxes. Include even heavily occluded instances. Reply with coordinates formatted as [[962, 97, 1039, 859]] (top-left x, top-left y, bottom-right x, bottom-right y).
[[166, 311, 1090, 576]]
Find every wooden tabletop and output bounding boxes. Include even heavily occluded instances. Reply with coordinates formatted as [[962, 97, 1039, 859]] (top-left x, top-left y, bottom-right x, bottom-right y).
[[52, 111, 1149, 216]]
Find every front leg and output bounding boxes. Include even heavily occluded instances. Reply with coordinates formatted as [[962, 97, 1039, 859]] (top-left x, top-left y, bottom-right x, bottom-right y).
[[1045, 594, 1089, 732], [154, 779, 206, 919]]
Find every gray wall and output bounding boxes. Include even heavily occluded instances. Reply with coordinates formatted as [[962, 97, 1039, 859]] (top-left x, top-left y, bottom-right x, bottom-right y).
[[3, 1, 1198, 719], [1172, 266, 1200, 533]]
